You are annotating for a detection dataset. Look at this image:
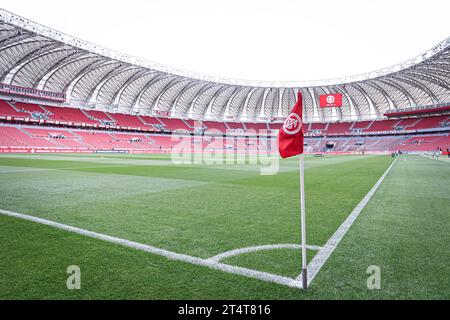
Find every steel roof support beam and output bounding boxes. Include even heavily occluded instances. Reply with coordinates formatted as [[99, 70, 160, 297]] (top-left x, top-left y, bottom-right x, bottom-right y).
[[351, 83, 380, 116], [36, 51, 90, 90], [391, 74, 438, 103], [75, 63, 123, 103], [153, 77, 185, 111], [416, 66, 450, 83], [201, 85, 228, 116], [238, 87, 257, 118], [8, 46, 74, 87], [0, 31, 31, 48], [362, 80, 395, 110], [220, 86, 241, 118], [170, 80, 199, 113], [335, 86, 361, 120], [405, 69, 450, 91], [375, 78, 416, 107], [1, 41, 56, 82], [131, 74, 169, 108], [173, 82, 206, 114], [106, 70, 151, 106], [65, 60, 117, 101], [88, 66, 140, 105]]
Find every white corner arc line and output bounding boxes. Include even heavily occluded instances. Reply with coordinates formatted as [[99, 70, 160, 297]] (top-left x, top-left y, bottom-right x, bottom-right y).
[[297, 157, 398, 286], [0, 208, 303, 289], [207, 243, 322, 263]]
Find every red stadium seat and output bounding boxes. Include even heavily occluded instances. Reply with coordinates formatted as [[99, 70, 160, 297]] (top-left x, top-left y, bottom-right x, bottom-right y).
[[0, 99, 449, 154]]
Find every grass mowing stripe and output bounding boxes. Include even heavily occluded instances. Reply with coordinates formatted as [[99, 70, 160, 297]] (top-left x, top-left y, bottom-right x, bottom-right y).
[[0, 155, 393, 261], [215, 156, 393, 277], [0, 154, 397, 293], [301, 157, 398, 286], [1, 154, 447, 298], [0, 214, 304, 299], [0, 164, 136, 174], [0, 157, 133, 170], [0, 208, 302, 289], [305, 155, 450, 299]]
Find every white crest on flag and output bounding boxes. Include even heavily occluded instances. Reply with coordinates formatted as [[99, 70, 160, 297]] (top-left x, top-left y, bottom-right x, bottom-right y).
[[326, 95, 335, 104], [282, 113, 302, 135]]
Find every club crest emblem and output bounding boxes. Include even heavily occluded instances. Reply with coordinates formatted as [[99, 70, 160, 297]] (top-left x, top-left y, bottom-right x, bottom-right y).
[[283, 113, 302, 135], [326, 95, 335, 104]]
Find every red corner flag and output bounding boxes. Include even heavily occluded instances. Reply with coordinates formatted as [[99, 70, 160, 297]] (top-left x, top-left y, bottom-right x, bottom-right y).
[[278, 91, 304, 158]]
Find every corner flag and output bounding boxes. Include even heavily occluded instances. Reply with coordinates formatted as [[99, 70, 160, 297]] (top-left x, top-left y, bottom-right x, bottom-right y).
[[278, 91, 308, 289], [277, 92, 304, 158]]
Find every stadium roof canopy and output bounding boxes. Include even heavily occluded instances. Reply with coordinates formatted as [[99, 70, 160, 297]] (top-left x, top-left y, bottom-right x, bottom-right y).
[[1, 9, 449, 122]]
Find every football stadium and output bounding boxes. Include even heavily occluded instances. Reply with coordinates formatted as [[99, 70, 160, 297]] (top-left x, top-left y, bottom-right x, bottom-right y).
[[0, 2, 449, 303]]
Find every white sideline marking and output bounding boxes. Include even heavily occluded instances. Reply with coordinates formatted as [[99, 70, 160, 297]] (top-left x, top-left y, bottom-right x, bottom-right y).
[[296, 157, 398, 286], [0, 168, 52, 173], [208, 243, 322, 263], [0, 208, 303, 289], [0, 164, 128, 174]]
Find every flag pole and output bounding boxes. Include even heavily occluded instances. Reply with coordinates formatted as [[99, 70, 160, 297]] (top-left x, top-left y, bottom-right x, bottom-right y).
[[299, 153, 307, 289]]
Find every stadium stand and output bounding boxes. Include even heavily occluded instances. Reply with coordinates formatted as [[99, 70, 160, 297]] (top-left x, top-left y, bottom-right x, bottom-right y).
[[268, 123, 283, 131], [43, 105, 98, 125], [326, 122, 353, 135], [396, 135, 450, 152], [14, 102, 46, 114], [83, 110, 116, 126], [1, 10, 449, 155], [0, 126, 59, 148], [407, 115, 450, 131], [202, 120, 228, 133], [363, 119, 399, 132], [107, 112, 149, 129], [138, 115, 161, 125], [351, 121, 373, 131], [310, 123, 328, 132], [1, 98, 450, 154], [0, 100, 28, 118], [226, 122, 245, 130], [158, 117, 192, 131]]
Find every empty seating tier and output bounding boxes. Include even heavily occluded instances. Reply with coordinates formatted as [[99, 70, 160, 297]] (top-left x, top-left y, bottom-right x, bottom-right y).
[[1, 99, 450, 154]]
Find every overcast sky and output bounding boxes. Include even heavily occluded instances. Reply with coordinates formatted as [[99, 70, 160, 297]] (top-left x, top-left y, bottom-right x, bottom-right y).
[[2, 0, 449, 82]]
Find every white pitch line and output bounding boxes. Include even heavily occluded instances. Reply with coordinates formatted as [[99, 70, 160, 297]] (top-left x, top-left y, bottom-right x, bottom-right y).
[[0, 168, 54, 173], [0, 208, 303, 289], [297, 157, 398, 286], [208, 243, 322, 263]]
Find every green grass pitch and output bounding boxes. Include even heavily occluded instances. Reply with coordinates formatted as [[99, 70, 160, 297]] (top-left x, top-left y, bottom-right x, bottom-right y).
[[0, 153, 448, 299]]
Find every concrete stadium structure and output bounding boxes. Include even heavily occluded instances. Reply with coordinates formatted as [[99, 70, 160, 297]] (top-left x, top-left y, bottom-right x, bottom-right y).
[[1, 8, 450, 124]]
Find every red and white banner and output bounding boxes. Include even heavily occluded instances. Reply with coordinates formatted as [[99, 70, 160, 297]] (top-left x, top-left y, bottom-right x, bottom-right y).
[[319, 94, 343, 108], [152, 110, 170, 117], [0, 148, 93, 154]]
